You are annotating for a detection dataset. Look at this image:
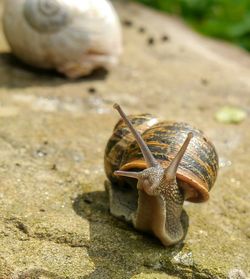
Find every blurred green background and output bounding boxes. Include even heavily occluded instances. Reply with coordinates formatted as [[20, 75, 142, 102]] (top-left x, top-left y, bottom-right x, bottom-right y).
[[135, 0, 250, 51]]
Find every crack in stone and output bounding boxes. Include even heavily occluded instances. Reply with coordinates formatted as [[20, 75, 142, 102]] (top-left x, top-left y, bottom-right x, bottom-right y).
[[4, 217, 89, 249], [14, 268, 64, 279]]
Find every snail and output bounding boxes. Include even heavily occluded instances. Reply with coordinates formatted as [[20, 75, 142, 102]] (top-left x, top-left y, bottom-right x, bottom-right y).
[[104, 104, 219, 246], [2, 0, 122, 78]]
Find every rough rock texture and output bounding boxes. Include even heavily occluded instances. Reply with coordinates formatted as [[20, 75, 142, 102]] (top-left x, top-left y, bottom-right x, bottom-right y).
[[0, 0, 249, 278]]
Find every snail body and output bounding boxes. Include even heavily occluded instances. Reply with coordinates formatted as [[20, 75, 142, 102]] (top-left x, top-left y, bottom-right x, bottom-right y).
[[3, 0, 122, 78], [104, 104, 218, 246]]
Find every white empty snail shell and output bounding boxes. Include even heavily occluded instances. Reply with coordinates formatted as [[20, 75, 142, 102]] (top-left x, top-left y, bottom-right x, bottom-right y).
[[2, 0, 122, 78]]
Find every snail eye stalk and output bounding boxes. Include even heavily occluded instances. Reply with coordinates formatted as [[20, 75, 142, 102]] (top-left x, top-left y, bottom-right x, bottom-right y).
[[164, 132, 193, 180], [113, 103, 159, 168]]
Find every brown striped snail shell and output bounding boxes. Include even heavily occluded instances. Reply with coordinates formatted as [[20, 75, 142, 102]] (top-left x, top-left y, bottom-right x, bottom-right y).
[[104, 104, 219, 247]]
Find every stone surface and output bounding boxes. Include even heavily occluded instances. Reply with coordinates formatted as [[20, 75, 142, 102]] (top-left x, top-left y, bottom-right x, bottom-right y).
[[131, 273, 179, 279], [0, 0, 249, 278]]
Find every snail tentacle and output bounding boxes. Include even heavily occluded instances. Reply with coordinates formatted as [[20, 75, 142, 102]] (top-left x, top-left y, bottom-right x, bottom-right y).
[[165, 132, 193, 179], [113, 103, 159, 168]]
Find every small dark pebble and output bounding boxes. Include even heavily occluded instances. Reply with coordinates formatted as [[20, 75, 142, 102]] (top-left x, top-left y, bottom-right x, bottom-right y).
[[51, 164, 57, 171], [161, 35, 169, 42], [39, 208, 46, 212], [147, 37, 155, 45], [122, 19, 133, 27], [16, 222, 28, 234], [201, 78, 209, 85], [138, 27, 146, 33], [43, 140, 48, 145], [88, 87, 97, 94], [15, 163, 21, 167]]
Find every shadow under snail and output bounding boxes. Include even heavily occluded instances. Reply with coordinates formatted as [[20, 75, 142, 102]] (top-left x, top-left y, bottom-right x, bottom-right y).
[[104, 104, 219, 246]]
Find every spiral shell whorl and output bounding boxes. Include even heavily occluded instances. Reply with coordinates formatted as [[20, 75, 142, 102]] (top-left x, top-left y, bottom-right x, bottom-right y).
[[24, 0, 73, 33]]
